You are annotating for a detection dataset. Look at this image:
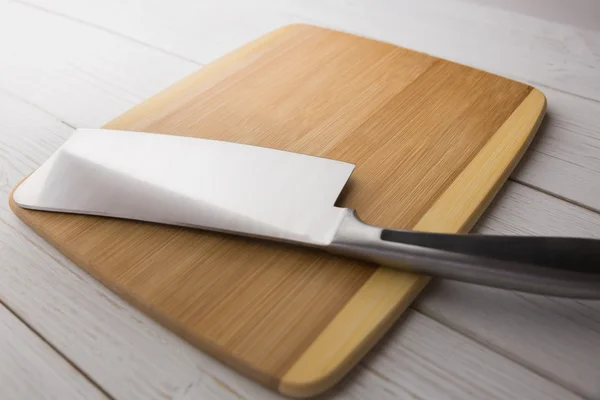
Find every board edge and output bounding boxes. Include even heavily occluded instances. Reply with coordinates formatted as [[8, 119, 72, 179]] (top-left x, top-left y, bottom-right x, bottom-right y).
[[278, 88, 547, 398]]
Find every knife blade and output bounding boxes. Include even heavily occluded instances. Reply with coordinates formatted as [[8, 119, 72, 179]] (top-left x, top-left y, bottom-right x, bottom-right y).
[[13, 129, 600, 298]]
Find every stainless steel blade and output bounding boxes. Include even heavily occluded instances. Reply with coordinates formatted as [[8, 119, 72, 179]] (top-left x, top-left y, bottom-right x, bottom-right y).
[[14, 129, 355, 245]]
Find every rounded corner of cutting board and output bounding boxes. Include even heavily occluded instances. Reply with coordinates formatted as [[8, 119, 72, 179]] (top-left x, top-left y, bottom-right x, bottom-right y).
[[8, 179, 27, 218], [278, 270, 429, 398], [272, 22, 318, 35], [509, 86, 547, 152], [529, 87, 547, 118]]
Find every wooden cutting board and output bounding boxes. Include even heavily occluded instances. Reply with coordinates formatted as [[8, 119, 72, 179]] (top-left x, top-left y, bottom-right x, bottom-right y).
[[10, 24, 545, 397]]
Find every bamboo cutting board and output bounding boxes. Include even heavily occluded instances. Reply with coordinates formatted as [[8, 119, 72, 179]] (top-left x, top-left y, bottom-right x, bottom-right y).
[[10, 24, 545, 397]]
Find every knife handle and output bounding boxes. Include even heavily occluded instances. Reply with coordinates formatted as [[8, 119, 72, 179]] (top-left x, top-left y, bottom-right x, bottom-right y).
[[329, 209, 600, 298]]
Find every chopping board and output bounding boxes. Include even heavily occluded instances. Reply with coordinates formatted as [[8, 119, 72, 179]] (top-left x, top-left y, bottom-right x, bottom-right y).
[[10, 24, 545, 397]]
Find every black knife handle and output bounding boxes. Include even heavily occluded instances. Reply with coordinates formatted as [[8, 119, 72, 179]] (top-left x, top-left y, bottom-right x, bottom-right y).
[[328, 209, 600, 298], [380, 229, 600, 274]]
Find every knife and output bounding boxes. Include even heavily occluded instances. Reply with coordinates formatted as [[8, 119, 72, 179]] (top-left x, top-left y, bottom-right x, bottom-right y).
[[13, 129, 600, 298]]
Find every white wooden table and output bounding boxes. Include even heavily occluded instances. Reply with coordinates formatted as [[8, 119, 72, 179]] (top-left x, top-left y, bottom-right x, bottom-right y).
[[1, 0, 599, 399]]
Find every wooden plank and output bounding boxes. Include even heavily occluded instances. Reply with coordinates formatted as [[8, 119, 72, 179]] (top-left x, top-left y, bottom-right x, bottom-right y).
[[416, 183, 600, 399], [0, 64, 582, 399], [345, 311, 583, 400], [12, 0, 290, 64], [17, 0, 600, 100], [514, 86, 600, 212], [0, 1, 198, 127], [0, 303, 107, 400]]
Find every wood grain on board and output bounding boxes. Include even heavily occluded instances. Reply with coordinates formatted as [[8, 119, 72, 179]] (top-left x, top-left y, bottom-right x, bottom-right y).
[[9, 24, 545, 397]]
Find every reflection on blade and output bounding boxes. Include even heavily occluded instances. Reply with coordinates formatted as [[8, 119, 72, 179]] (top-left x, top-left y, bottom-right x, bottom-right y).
[[14, 129, 355, 244]]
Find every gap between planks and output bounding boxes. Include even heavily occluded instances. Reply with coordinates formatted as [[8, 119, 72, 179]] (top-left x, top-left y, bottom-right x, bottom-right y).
[[411, 297, 592, 399], [512, 179, 600, 216], [0, 300, 109, 400], [0, 298, 115, 399], [11, 0, 203, 66], [527, 80, 600, 106]]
